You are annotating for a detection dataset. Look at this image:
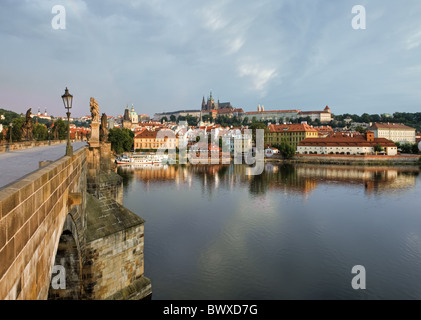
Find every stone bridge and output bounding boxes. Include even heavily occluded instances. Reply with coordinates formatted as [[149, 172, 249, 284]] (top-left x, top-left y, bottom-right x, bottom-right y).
[[0, 140, 152, 300]]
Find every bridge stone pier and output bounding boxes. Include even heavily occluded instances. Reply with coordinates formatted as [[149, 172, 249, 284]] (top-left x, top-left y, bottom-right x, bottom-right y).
[[0, 102, 151, 300]]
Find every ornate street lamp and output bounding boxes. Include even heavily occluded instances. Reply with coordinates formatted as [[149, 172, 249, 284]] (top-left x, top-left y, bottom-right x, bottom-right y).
[[62, 87, 73, 156]]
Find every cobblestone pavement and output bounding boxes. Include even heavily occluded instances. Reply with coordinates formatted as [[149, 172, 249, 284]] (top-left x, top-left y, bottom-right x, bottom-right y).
[[0, 141, 87, 189]]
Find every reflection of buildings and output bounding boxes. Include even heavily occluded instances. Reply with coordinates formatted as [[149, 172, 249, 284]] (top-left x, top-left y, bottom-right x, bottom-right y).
[[364, 172, 417, 195], [118, 165, 179, 181], [117, 163, 419, 197], [294, 165, 418, 195]]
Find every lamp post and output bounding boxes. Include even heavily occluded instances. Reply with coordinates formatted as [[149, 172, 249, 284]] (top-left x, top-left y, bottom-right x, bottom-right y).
[[9, 122, 13, 145], [8, 122, 13, 152], [62, 87, 73, 156], [48, 127, 51, 146]]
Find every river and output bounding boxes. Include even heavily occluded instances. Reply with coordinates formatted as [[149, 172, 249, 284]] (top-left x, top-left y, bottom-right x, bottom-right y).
[[118, 163, 421, 300]]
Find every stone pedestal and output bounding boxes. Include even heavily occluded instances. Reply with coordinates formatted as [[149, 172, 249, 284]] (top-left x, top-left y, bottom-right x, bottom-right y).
[[89, 122, 100, 148], [100, 142, 112, 173], [87, 121, 101, 197]]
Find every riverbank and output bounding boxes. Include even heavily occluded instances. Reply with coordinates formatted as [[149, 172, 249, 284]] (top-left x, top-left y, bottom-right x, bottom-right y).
[[267, 154, 421, 166]]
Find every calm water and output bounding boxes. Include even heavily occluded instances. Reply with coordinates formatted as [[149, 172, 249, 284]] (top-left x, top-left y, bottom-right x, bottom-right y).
[[118, 163, 421, 300]]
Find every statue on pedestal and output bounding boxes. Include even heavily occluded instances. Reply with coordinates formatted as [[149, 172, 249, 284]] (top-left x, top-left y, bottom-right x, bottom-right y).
[[52, 121, 59, 140], [90, 98, 100, 123], [89, 97, 100, 146], [22, 108, 34, 141], [100, 113, 109, 142]]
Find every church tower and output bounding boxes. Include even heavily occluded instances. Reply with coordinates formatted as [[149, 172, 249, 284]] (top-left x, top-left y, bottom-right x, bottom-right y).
[[202, 96, 206, 111], [123, 105, 132, 129], [207, 90, 215, 111]]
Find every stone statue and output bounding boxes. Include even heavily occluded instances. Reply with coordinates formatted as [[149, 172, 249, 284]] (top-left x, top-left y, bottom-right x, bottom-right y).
[[100, 113, 109, 142], [90, 98, 100, 123], [21, 108, 34, 141], [52, 121, 59, 140]]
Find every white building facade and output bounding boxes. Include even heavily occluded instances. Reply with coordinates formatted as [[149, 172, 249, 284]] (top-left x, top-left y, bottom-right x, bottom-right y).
[[297, 132, 398, 156], [369, 123, 416, 144]]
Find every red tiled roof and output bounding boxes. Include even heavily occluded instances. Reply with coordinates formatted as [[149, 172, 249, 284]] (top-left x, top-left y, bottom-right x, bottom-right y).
[[135, 130, 158, 139], [246, 110, 299, 115], [299, 111, 330, 115], [316, 126, 333, 132], [299, 136, 396, 147], [268, 123, 318, 133], [217, 109, 234, 115], [369, 123, 415, 130]]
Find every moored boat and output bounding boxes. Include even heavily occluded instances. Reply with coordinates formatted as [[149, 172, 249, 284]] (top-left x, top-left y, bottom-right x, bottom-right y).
[[115, 153, 169, 165]]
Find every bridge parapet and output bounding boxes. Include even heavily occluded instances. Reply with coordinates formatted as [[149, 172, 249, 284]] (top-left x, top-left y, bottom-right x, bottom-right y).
[[0, 147, 87, 300]]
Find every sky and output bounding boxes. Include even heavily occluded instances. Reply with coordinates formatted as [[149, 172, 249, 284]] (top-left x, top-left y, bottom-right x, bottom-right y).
[[0, 0, 421, 118]]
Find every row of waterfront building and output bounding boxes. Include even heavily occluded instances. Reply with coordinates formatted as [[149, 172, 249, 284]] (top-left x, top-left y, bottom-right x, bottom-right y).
[[122, 121, 416, 157], [3, 92, 418, 157]]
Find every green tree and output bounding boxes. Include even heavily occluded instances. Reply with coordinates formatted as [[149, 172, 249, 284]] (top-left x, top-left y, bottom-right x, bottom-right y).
[[374, 144, 384, 154], [0, 131, 3, 141], [185, 115, 198, 126], [249, 122, 268, 145], [109, 128, 134, 154], [5, 117, 24, 142], [0, 108, 20, 126], [53, 119, 67, 140], [397, 142, 420, 154], [161, 117, 168, 124], [355, 126, 366, 134], [33, 123, 48, 141], [275, 141, 296, 159], [169, 115, 176, 122]]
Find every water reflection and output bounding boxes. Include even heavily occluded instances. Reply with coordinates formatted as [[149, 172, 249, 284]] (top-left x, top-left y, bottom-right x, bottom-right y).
[[117, 164, 419, 197], [120, 163, 421, 299]]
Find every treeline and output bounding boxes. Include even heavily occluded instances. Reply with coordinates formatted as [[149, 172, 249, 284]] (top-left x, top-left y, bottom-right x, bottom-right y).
[[0, 108, 21, 126], [334, 112, 421, 132], [1, 117, 68, 142], [108, 128, 134, 154]]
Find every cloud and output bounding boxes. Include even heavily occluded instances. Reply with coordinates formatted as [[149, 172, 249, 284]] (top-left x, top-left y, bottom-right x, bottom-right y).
[[406, 30, 421, 50], [0, 0, 421, 117], [238, 63, 278, 93]]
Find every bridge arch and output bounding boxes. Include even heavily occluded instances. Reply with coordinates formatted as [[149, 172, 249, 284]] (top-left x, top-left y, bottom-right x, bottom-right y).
[[48, 213, 83, 300]]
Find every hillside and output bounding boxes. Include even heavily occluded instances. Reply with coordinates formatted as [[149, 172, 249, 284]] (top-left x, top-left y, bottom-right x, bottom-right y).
[[0, 108, 21, 126]]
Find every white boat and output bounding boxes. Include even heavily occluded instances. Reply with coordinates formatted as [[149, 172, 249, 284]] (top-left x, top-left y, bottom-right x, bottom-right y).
[[115, 153, 169, 165]]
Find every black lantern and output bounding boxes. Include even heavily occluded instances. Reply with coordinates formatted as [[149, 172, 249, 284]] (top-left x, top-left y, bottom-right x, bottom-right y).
[[62, 87, 73, 156], [62, 87, 73, 110]]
